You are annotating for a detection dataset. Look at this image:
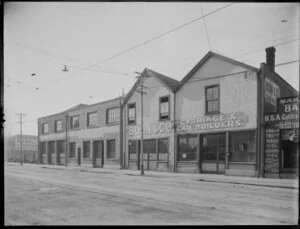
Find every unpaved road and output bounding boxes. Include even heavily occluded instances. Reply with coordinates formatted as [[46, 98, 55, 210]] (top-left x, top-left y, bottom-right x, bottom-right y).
[[4, 164, 298, 225]]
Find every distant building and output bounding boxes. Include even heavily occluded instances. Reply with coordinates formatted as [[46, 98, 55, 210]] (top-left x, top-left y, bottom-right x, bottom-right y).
[[5, 135, 38, 163]]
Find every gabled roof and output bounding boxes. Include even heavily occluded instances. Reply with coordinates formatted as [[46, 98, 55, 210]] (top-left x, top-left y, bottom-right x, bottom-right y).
[[176, 51, 259, 92], [121, 68, 180, 107]]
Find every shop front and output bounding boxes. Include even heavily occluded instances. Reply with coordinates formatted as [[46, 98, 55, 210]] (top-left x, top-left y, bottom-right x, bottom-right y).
[[175, 112, 258, 176], [264, 96, 299, 179]]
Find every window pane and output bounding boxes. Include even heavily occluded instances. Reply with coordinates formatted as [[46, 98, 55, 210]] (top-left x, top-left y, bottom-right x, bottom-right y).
[[107, 108, 120, 124], [206, 87, 213, 99], [212, 100, 219, 112], [107, 140, 116, 158], [230, 131, 256, 162], [69, 142, 75, 158], [57, 140, 65, 154], [88, 112, 98, 126], [128, 104, 136, 123], [213, 87, 219, 99], [207, 101, 213, 113], [71, 116, 80, 129], [160, 97, 169, 120], [178, 135, 197, 161]]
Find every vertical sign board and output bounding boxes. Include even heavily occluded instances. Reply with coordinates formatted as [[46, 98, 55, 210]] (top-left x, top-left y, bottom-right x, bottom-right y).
[[264, 77, 280, 112], [264, 96, 299, 174]]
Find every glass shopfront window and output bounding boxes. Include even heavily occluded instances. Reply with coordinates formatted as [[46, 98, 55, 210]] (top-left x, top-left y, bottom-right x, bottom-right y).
[[129, 140, 139, 160], [202, 133, 226, 161], [230, 131, 256, 162], [158, 138, 169, 161], [178, 135, 197, 161], [281, 129, 299, 169]]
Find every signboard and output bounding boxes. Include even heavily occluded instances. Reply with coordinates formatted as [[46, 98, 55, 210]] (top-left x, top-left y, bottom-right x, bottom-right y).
[[128, 112, 249, 136], [264, 96, 299, 174], [264, 77, 280, 107], [15, 139, 38, 151]]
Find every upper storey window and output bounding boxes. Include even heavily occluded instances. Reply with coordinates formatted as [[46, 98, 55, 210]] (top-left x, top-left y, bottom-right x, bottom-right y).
[[205, 85, 220, 114]]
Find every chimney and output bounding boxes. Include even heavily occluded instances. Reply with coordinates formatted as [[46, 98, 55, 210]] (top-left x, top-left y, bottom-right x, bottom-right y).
[[265, 46, 276, 71]]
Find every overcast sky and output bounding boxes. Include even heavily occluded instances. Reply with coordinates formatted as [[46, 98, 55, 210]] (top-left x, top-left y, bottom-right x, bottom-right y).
[[4, 2, 299, 136]]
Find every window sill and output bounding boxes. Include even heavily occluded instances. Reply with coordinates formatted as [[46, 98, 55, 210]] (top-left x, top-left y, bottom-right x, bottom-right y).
[[228, 161, 256, 164], [87, 125, 99, 129], [205, 112, 220, 115], [127, 122, 136, 125], [159, 118, 170, 122], [176, 161, 198, 163], [106, 123, 119, 126]]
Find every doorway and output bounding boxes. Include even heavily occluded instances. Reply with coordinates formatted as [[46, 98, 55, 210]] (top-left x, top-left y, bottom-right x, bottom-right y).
[[93, 140, 104, 168], [201, 133, 226, 174], [280, 129, 299, 173]]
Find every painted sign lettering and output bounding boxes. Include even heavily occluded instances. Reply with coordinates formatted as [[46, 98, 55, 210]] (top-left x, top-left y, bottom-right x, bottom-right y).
[[128, 112, 249, 136], [264, 77, 280, 107]]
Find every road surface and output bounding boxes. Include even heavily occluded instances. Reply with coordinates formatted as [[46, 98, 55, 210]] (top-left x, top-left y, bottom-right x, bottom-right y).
[[4, 164, 298, 225]]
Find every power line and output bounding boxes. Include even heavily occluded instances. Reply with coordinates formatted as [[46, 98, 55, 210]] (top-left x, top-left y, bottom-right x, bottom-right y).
[[201, 3, 212, 51]]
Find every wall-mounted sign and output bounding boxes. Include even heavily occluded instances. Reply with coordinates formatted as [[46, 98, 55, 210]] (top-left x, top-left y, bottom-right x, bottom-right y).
[[265, 77, 280, 107], [128, 112, 249, 136], [264, 96, 299, 174]]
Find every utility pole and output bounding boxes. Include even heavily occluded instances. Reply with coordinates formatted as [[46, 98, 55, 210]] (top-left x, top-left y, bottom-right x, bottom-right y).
[[16, 113, 26, 165], [135, 71, 148, 176], [65, 114, 69, 166]]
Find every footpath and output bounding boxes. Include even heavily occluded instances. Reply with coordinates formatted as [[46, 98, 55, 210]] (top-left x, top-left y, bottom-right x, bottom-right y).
[[6, 162, 298, 189]]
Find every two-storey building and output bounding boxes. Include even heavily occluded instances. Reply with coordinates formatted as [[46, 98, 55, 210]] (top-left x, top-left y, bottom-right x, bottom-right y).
[[38, 97, 122, 169]]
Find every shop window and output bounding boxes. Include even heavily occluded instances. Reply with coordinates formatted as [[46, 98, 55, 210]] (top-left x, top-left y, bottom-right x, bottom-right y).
[[107, 139, 116, 159], [143, 139, 156, 161], [93, 141, 103, 158], [70, 116, 80, 129], [281, 129, 299, 169], [55, 120, 62, 132], [158, 138, 169, 161], [48, 141, 55, 154], [106, 107, 120, 124], [57, 140, 65, 154], [159, 96, 169, 120], [87, 112, 98, 127], [69, 142, 76, 158], [205, 85, 219, 114], [128, 103, 136, 124], [178, 135, 197, 161], [83, 141, 90, 158], [129, 140, 139, 160], [202, 133, 226, 161], [42, 123, 49, 134], [230, 131, 256, 162]]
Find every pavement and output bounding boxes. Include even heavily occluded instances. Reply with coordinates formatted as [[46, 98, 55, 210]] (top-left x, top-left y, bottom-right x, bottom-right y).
[[5, 162, 299, 189]]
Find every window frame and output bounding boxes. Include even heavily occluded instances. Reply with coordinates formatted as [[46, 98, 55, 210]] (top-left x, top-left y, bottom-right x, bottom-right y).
[[177, 134, 198, 162], [158, 138, 169, 161], [106, 139, 116, 159], [229, 130, 256, 163], [42, 123, 49, 134], [127, 103, 136, 125], [70, 115, 80, 129], [205, 84, 220, 114], [87, 111, 98, 127], [54, 120, 63, 132], [159, 95, 170, 121], [106, 107, 120, 125]]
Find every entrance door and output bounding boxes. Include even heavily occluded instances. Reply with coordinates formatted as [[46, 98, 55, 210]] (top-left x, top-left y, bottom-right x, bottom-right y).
[[280, 129, 299, 174], [142, 139, 157, 171], [77, 147, 81, 165], [93, 140, 104, 168], [201, 133, 226, 174], [48, 141, 55, 164]]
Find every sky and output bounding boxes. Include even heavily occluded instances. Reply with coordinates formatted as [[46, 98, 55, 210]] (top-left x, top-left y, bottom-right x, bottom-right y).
[[4, 2, 299, 136]]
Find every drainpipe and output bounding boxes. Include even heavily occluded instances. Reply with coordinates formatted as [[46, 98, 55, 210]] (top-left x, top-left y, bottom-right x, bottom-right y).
[[259, 63, 266, 178], [65, 114, 69, 166], [119, 99, 123, 169], [173, 91, 176, 173]]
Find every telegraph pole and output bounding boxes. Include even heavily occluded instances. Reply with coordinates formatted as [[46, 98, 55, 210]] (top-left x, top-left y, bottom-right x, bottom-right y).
[[16, 113, 26, 165], [135, 71, 148, 176]]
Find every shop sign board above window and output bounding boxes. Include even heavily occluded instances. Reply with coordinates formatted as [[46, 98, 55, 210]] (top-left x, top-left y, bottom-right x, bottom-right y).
[[128, 112, 249, 136]]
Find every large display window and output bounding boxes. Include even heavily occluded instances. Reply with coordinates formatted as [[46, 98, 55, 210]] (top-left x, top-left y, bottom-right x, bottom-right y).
[[230, 131, 256, 162], [178, 134, 197, 161]]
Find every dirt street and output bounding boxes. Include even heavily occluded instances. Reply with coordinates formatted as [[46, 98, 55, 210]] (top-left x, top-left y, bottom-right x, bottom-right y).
[[4, 164, 298, 225]]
